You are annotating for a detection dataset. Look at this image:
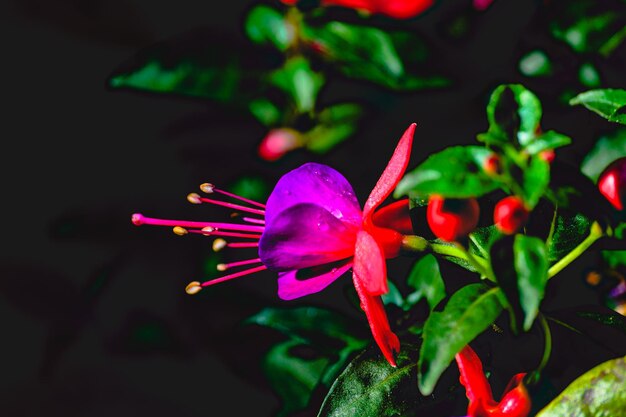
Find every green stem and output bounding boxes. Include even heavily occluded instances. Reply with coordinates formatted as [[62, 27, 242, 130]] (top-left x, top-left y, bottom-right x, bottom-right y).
[[548, 221, 603, 279], [526, 315, 552, 385]]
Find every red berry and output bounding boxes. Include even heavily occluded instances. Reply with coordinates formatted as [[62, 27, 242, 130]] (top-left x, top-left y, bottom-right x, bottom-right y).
[[494, 196, 529, 234], [427, 195, 480, 242], [483, 154, 502, 175], [539, 149, 555, 163], [598, 157, 626, 211]]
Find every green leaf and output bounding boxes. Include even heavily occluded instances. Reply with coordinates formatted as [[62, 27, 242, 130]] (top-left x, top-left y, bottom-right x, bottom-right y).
[[536, 355, 626, 417], [249, 98, 283, 126], [269, 57, 324, 113], [395, 146, 500, 198], [522, 156, 550, 208], [578, 62, 601, 88], [602, 250, 626, 268], [381, 279, 405, 310], [265, 339, 330, 417], [570, 89, 626, 125], [305, 103, 363, 154], [581, 127, 626, 182], [246, 306, 364, 348], [548, 211, 591, 262], [418, 284, 504, 395], [245, 5, 292, 52], [484, 84, 542, 147], [518, 50, 553, 77], [318, 344, 440, 417], [108, 30, 276, 103], [406, 255, 446, 311], [552, 12, 620, 54], [524, 131, 572, 155], [514, 235, 549, 331], [301, 21, 447, 90], [246, 306, 368, 387]]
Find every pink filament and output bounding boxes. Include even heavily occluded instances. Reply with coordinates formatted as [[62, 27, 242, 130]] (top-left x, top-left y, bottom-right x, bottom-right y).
[[221, 257, 262, 269], [187, 229, 262, 239], [213, 187, 266, 209], [198, 197, 265, 216], [201, 265, 268, 287], [132, 214, 264, 233], [228, 242, 260, 248], [242, 217, 266, 225]]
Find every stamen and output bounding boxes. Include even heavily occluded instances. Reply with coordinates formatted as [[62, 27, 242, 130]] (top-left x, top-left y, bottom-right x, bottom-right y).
[[131, 214, 264, 233], [200, 183, 266, 209], [185, 281, 203, 295], [199, 265, 268, 287], [193, 195, 265, 216], [192, 228, 261, 239], [212, 238, 227, 252], [227, 242, 260, 248], [242, 217, 265, 225], [173, 226, 188, 236], [217, 258, 262, 271]]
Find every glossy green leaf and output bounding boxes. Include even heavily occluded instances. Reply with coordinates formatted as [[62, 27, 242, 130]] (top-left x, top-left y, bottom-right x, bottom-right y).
[[514, 235, 549, 331], [319, 344, 440, 417], [395, 146, 500, 198], [523, 156, 550, 208], [581, 127, 626, 182], [485, 84, 542, 147], [305, 103, 363, 154], [245, 5, 292, 51], [570, 89, 626, 125], [265, 339, 329, 417], [536, 355, 626, 417], [525, 131, 572, 155], [406, 255, 446, 311], [302, 21, 447, 90], [548, 211, 591, 262], [418, 284, 504, 395]]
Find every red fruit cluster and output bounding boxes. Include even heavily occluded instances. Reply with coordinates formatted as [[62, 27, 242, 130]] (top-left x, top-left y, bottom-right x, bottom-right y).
[[598, 157, 626, 211], [281, 0, 433, 19], [427, 195, 479, 242], [494, 196, 529, 235]]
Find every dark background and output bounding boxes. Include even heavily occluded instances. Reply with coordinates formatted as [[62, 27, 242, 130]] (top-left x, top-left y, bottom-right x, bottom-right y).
[[2, 0, 625, 416]]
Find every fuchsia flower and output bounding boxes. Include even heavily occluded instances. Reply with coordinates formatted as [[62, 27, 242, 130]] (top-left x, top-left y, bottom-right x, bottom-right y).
[[281, 0, 434, 20], [132, 124, 416, 366], [455, 345, 531, 417]]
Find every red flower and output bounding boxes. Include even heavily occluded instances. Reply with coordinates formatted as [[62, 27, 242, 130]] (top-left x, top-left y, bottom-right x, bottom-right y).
[[455, 345, 531, 417], [281, 0, 434, 19]]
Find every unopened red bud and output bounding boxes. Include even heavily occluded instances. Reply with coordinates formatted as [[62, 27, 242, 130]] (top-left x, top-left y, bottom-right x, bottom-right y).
[[598, 157, 626, 211], [258, 128, 301, 161], [427, 195, 480, 242], [484, 154, 502, 175], [539, 149, 555, 163], [494, 196, 529, 234]]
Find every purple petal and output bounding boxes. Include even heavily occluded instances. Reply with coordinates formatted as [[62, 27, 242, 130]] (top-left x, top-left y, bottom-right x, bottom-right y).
[[277, 262, 353, 300], [259, 203, 357, 271], [265, 163, 362, 228]]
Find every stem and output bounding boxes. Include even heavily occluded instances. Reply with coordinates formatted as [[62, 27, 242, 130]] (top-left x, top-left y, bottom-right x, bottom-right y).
[[548, 221, 603, 279], [402, 236, 494, 281], [468, 232, 489, 258], [527, 314, 552, 385]]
